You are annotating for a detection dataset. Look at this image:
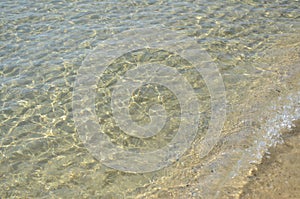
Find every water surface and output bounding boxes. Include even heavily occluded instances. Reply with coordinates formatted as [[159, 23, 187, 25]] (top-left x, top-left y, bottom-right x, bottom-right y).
[[0, 1, 299, 198]]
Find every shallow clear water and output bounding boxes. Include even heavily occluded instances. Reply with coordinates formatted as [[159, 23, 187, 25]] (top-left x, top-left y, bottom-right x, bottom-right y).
[[0, 0, 299, 198]]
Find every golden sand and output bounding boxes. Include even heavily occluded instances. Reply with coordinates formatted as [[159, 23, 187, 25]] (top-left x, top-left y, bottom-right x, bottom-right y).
[[240, 120, 300, 199]]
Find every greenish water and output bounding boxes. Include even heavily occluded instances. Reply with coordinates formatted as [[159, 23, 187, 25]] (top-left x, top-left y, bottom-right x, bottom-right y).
[[0, 1, 299, 198]]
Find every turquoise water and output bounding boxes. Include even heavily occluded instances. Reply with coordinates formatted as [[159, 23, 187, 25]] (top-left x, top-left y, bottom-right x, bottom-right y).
[[0, 1, 299, 198]]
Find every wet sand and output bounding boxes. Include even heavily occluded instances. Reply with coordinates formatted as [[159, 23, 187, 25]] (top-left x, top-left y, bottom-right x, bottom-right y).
[[240, 120, 300, 199]]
